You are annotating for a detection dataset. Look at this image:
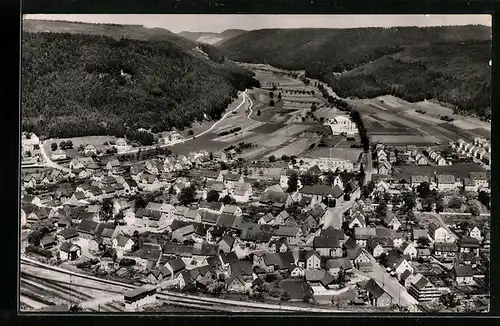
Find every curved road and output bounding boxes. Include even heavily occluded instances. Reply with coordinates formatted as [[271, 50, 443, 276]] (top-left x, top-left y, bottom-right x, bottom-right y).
[[35, 90, 248, 171], [39, 142, 71, 173], [245, 91, 260, 123], [196, 89, 249, 138], [116, 89, 249, 156]]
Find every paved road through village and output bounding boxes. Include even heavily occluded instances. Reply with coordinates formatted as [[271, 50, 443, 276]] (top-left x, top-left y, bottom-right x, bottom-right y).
[[354, 251, 420, 311]]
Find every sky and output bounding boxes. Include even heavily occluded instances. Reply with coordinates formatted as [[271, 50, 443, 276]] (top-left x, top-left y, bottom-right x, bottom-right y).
[[23, 14, 491, 33]]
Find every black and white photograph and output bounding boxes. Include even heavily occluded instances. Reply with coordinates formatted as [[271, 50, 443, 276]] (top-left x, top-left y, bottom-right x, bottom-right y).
[[20, 14, 491, 313]]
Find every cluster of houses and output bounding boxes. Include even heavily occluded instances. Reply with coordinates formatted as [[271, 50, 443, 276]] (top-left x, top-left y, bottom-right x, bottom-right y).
[[21, 140, 489, 311], [453, 138, 491, 167], [375, 142, 464, 173], [374, 142, 454, 175], [375, 143, 394, 175], [371, 165, 489, 196], [423, 147, 451, 166]]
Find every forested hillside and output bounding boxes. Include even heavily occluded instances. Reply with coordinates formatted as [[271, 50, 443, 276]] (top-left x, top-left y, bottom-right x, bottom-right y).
[[219, 25, 491, 118], [330, 41, 491, 119], [22, 31, 260, 138], [23, 19, 197, 50]]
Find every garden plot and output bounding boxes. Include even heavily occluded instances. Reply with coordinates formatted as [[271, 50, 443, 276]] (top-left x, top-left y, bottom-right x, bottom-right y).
[[373, 112, 421, 128], [272, 124, 311, 137]]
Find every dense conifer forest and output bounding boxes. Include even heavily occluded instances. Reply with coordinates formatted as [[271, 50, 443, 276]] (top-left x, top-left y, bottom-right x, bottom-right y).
[[219, 25, 491, 119], [22, 31, 259, 138]]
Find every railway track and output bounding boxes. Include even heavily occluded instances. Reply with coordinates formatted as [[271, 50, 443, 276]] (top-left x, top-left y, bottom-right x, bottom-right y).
[[21, 258, 351, 313]]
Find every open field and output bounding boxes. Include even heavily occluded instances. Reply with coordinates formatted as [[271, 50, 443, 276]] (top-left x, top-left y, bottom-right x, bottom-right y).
[[470, 128, 491, 139], [213, 116, 261, 133], [404, 110, 446, 125], [272, 124, 311, 137], [451, 119, 485, 131], [370, 135, 439, 145], [281, 93, 317, 99], [250, 123, 286, 134], [436, 123, 483, 142], [314, 107, 339, 119], [411, 100, 490, 132], [244, 133, 279, 145], [368, 128, 421, 136], [282, 102, 317, 108], [345, 100, 382, 114], [375, 95, 412, 109], [213, 130, 255, 143], [373, 112, 421, 128], [261, 136, 294, 147], [266, 137, 318, 158], [170, 134, 227, 155], [266, 112, 296, 124], [238, 146, 273, 160]]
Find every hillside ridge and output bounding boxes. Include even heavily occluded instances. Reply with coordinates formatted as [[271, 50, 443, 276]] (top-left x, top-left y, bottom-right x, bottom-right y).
[[218, 25, 491, 119], [22, 30, 259, 140]]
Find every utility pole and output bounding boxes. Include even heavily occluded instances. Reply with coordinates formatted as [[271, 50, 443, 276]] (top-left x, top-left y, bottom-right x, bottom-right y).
[[69, 274, 72, 305]]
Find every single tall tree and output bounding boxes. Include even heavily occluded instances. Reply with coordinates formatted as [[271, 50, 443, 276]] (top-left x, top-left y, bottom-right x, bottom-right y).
[[287, 172, 299, 193], [206, 190, 220, 202], [178, 185, 196, 206], [101, 198, 114, 221]]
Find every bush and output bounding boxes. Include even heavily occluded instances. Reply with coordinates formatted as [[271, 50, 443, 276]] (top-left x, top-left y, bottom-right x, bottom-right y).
[[265, 273, 277, 282], [119, 258, 136, 267], [26, 245, 53, 258], [90, 258, 100, 265]]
